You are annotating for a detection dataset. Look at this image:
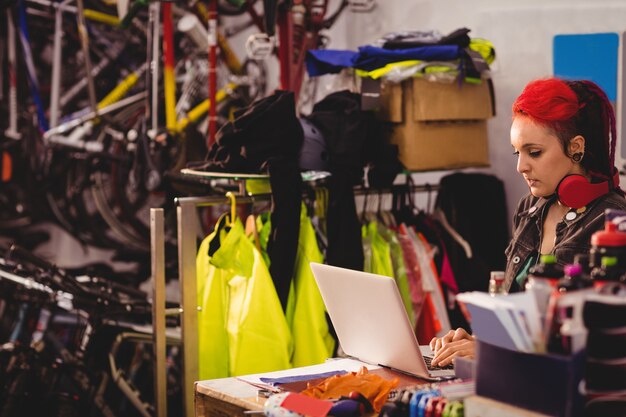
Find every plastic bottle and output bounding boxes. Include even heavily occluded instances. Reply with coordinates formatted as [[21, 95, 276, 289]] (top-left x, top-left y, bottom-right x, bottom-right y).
[[589, 221, 626, 273], [525, 255, 563, 321], [590, 256, 622, 283], [557, 264, 593, 292], [573, 253, 592, 277], [527, 254, 563, 282], [545, 264, 594, 354], [488, 271, 506, 296]]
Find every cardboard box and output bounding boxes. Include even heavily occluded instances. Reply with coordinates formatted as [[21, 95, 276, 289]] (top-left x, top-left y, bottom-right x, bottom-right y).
[[475, 341, 586, 417], [379, 77, 494, 171]]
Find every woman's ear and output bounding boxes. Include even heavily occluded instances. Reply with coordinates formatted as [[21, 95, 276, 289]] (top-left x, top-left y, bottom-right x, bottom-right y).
[[568, 135, 585, 155]]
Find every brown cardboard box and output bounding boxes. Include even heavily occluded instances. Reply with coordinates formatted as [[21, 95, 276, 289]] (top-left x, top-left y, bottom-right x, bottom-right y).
[[380, 77, 494, 171]]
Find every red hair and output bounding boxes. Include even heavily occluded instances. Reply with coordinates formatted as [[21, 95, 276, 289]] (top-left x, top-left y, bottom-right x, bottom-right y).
[[512, 78, 616, 183], [512, 78, 579, 122]]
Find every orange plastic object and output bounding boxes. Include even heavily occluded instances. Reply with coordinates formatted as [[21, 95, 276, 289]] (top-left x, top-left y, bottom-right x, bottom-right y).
[[300, 367, 399, 412]]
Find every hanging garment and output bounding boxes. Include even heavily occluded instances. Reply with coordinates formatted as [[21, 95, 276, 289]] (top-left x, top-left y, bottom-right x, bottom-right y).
[[397, 223, 425, 327], [378, 225, 415, 327], [362, 220, 394, 277], [286, 207, 336, 367], [414, 292, 441, 344], [266, 156, 303, 312], [191, 90, 304, 311], [408, 227, 451, 336], [255, 211, 272, 267], [196, 219, 293, 379], [306, 91, 401, 271], [434, 173, 509, 292], [410, 212, 469, 331], [197, 219, 230, 379]]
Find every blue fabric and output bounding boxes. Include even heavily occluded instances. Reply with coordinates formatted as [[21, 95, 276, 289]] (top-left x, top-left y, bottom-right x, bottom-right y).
[[306, 50, 358, 76], [354, 45, 461, 71], [306, 45, 462, 76], [260, 370, 347, 385]]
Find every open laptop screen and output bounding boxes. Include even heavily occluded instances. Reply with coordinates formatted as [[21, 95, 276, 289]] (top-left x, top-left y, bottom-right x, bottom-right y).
[[310, 262, 454, 379]]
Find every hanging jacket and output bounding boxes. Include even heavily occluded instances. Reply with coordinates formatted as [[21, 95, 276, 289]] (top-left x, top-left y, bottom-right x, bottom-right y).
[[362, 220, 394, 277], [380, 226, 415, 326], [191, 90, 304, 311], [397, 223, 425, 326], [408, 227, 451, 336], [306, 91, 402, 271], [197, 219, 230, 379], [286, 207, 336, 367], [434, 173, 509, 292], [196, 218, 293, 379], [378, 225, 415, 327]]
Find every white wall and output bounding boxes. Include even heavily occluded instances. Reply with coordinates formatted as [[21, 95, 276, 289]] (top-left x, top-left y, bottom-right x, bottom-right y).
[[320, 0, 626, 221]]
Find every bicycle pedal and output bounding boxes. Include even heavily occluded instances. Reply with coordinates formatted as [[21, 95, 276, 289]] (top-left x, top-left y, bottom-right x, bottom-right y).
[[245, 33, 274, 60], [348, 0, 376, 13]]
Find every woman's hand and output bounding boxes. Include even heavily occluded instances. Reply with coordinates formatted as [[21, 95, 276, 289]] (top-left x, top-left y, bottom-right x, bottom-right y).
[[429, 328, 475, 367]]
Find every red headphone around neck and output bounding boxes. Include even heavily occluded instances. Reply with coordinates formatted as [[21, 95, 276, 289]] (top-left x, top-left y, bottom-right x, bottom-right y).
[[556, 168, 621, 209]]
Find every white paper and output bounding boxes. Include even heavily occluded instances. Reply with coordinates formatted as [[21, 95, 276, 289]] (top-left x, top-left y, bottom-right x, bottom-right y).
[[457, 291, 543, 353], [236, 358, 380, 386]]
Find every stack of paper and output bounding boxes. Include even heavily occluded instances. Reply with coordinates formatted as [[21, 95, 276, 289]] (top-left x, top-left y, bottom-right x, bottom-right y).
[[456, 292, 544, 353]]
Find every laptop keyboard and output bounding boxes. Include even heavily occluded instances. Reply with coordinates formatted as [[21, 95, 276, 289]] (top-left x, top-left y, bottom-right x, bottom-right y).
[[423, 355, 454, 371]]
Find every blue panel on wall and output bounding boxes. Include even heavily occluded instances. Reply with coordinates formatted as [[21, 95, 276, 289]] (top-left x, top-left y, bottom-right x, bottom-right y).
[[553, 33, 619, 101]]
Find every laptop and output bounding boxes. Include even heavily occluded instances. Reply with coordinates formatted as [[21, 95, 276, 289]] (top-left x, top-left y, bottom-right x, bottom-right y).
[[310, 262, 456, 380]]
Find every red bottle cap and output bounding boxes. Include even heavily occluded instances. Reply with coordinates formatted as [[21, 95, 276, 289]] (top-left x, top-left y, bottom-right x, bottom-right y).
[[591, 221, 626, 247]]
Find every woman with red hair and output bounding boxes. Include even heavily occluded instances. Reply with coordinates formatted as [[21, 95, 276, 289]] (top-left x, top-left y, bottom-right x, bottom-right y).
[[429, 78, 626, 366]]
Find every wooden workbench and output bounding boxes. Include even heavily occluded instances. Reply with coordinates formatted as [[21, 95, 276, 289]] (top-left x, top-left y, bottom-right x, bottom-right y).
[[195, 375, 554, 417], [194, 361, 437, 417], [195, 377, 265, 417]]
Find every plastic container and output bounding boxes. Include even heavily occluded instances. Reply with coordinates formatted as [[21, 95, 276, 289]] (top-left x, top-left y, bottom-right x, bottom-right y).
[[589, 221, 626, 272], [557, 264, 593, 293], [525, 254, 563, 321], [488, 271, 506, 296], [528, 254, 564, 280], [590, 256, 623, 283]]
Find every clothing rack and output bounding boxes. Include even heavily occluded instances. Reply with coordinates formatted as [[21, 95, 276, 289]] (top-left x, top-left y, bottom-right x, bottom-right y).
[[151, 194, 272, 417], [354, 183, 439, 195], [149, 183, 440, 417]]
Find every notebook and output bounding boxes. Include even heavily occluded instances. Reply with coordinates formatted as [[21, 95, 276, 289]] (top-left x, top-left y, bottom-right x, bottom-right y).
[[310, 262, 456, 380]]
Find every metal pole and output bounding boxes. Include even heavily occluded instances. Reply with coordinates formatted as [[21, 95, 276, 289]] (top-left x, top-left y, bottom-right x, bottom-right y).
[[150, 1, 160, 135], [5, 10, 21, 140], [177, 200, 199, 417], [75, 0, 98, 116], [49, 0, 71, 127], [43, 91, 147, 139], [207, 0, 218, 148], [150, 209, 167, 417]]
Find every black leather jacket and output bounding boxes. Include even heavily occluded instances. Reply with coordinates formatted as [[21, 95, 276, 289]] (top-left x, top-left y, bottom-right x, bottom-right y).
[[504, 190, 626, 291]]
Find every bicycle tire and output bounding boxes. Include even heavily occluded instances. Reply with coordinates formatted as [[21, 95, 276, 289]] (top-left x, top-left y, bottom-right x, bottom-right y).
[[90, 170, 149, 251], [43, 149, 128, 249]]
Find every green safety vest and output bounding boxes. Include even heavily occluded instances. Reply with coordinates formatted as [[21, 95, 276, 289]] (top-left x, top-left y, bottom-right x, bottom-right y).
[[363, 220, 394, 278], [379, 226, 415, 327], [196, 218, 293, 379], [286, 206, 335, 367]]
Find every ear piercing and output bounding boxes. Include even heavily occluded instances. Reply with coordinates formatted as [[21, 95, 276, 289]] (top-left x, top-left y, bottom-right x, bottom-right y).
[[572, 152, 583, 162]]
